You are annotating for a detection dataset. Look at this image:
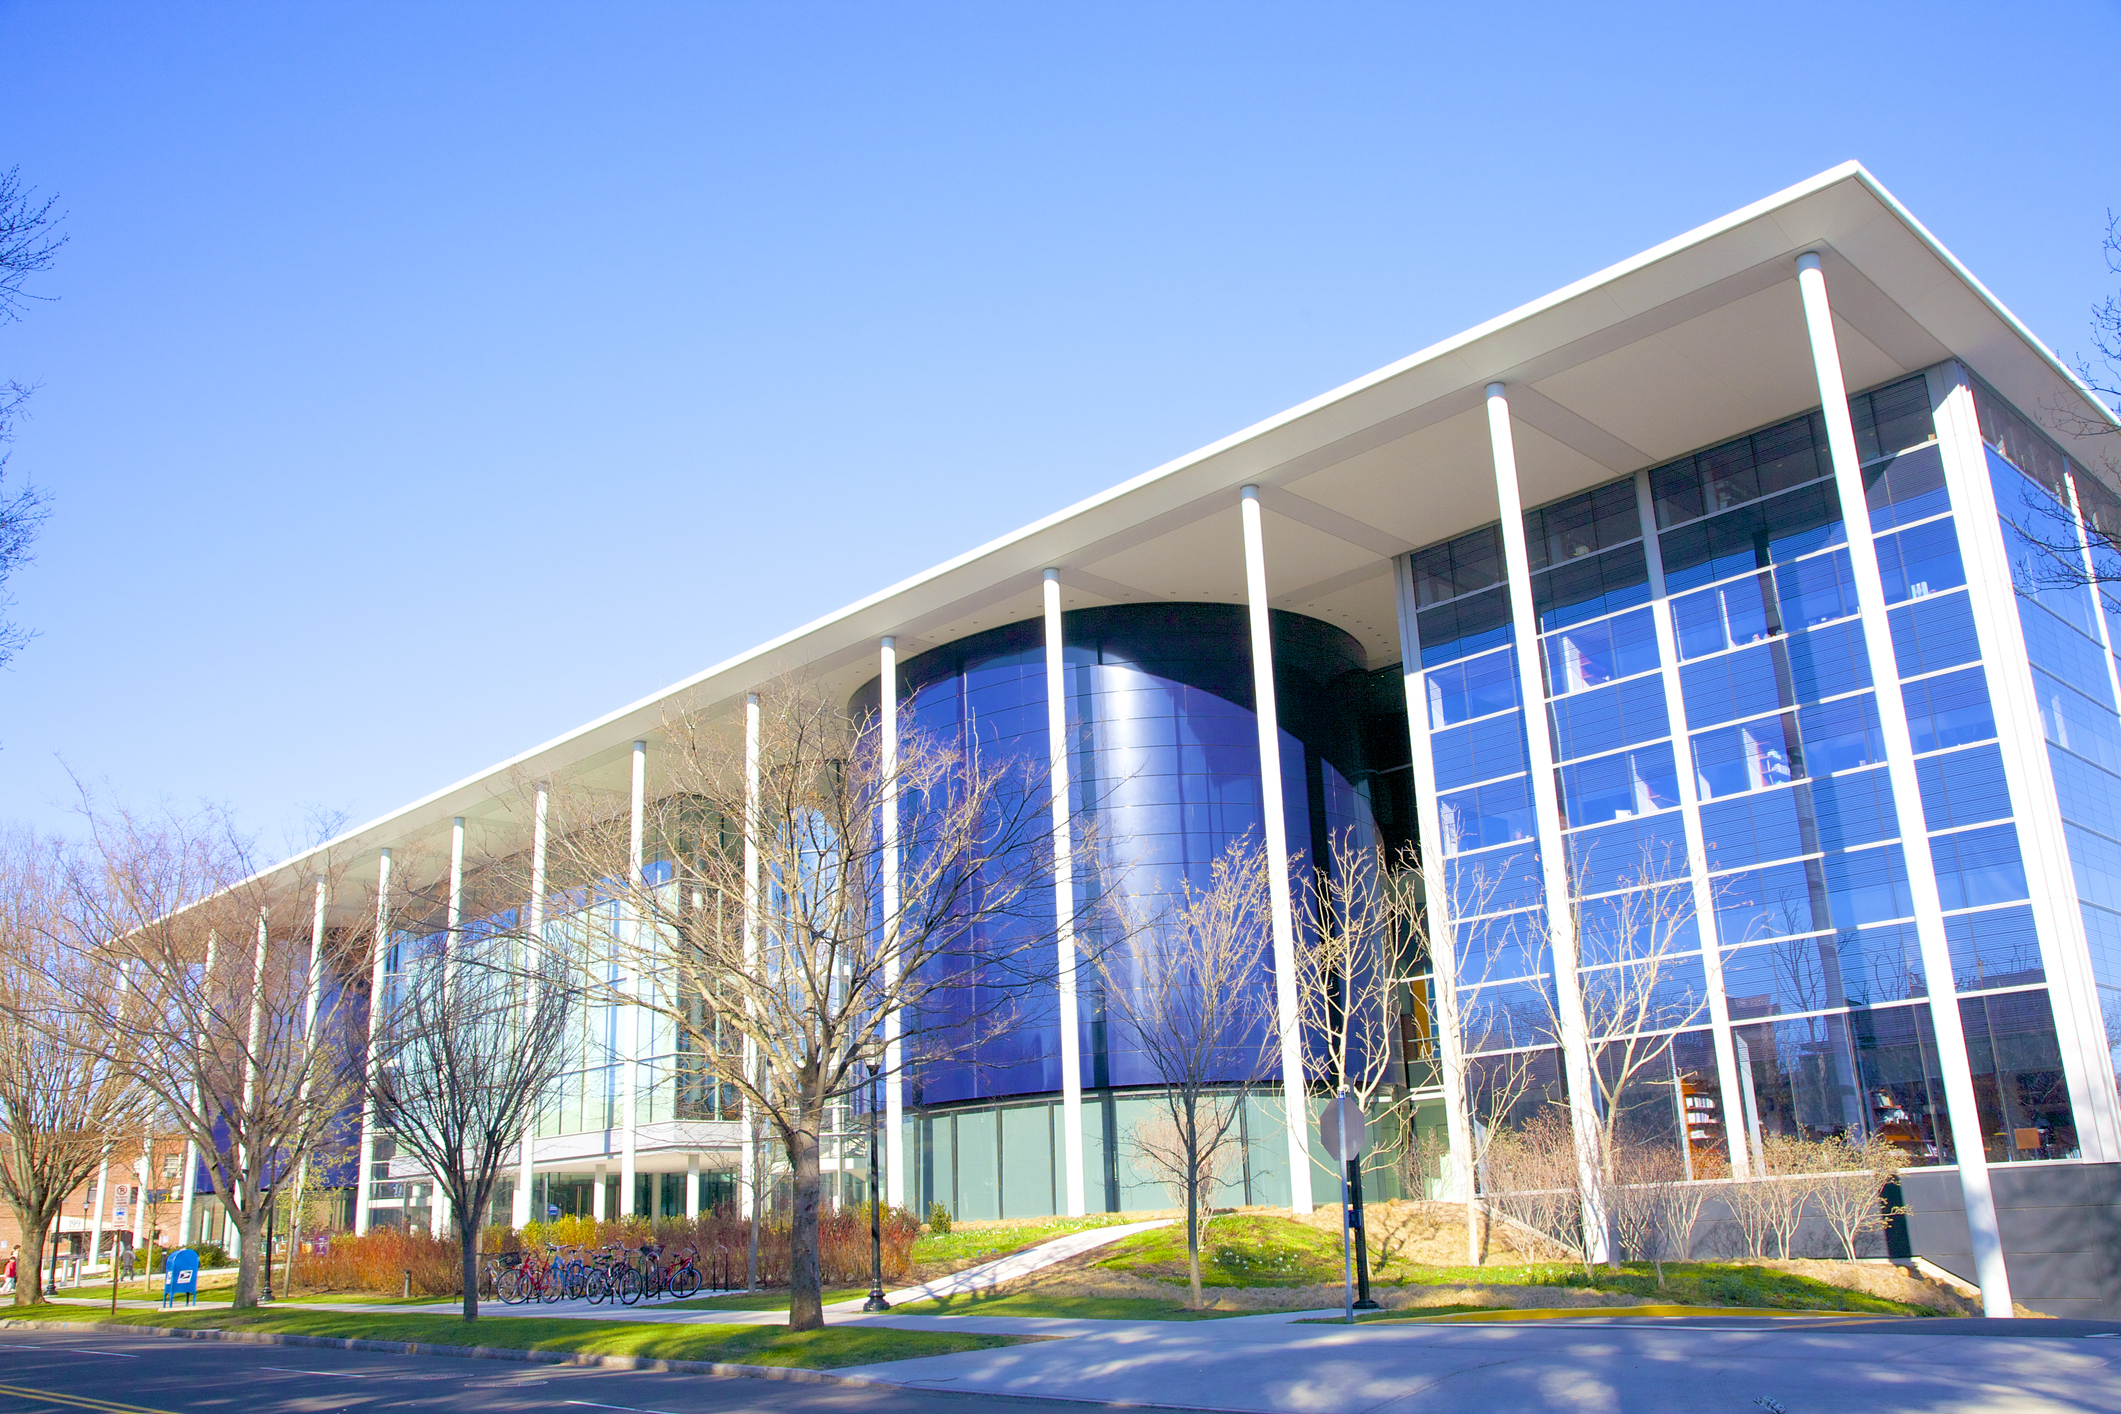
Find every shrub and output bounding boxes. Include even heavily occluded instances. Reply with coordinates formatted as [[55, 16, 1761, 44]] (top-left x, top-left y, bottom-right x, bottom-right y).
[[927, 1201, 952, 1235], [193, 1243, 229, 1269]]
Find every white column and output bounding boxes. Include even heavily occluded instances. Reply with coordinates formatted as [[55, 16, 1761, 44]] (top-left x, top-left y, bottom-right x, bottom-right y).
[[739, 693, 761, 1221], [286, 874, 329, 1269], [1632, 470, 1754, 1179], [1043, 570, 1088, 1216], [621, 741, 646, 1215], [88, 1156, 109, 1267], [131, 1155, 147, 1249], [355, 849, 391, 1235], [1238, 485, 1315, 1213], [1927, 364, 2121, 1162], [592, 1163, 607, 1221], [1485, 384, 1609, 1261], [515, 783, 550, 1229], [1796, 251, 2011, 1315], [1392, 556, 1474, 1200], [239, 910, 268, 1234], [879, 638, 905, 1208], [685, 1154, 700, 1219]]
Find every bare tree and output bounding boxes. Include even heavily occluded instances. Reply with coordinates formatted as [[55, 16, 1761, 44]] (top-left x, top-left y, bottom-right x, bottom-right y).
[[1812, 1132, 1902, 1262], [1097, 836, 1276, 1310], [1558, 850, 1711, 1269], [1482, 1107, 1588, 1271], [55, 798, 370, 1309], [0, 166, 61, 670], [368, 932, 580, 1319], [501, 685, 1062, 1331], [0, 830, 154, 1306]]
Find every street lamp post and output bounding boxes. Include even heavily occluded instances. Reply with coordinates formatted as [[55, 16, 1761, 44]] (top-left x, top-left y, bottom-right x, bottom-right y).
[[261, 1188, 276, 1302], [862, 1047, 889, 1313]]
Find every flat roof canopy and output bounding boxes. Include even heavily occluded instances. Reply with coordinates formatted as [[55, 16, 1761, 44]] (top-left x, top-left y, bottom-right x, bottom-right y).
[[275, 161, 2121, 907]]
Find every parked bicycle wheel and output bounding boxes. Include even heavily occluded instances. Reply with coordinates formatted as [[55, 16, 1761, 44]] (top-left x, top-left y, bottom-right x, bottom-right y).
[[496, 1270, 523, 1305], [585, 1269, 610, 1304], [539, 1271, 564, 1304], [670, 1267, 701, 1299], [615, 1267, 645, 1306]]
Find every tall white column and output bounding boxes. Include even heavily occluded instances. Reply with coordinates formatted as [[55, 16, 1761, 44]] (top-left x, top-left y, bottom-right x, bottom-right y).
[[1238, 485, 1316, 1213], [240, 910, 268, 1232], [1391, 557, 1475, 1202], [685, 1154, 700, 1219], [621, 741, 646, 1216], [739, 694, 762, 1220], [1927, 364, 2121, 1163], [286, 874, 328, 1272], [515, 783, 550, 1228], [1632, 470, 1753, 1179], [355, 849, 391, 1235], [879, 638, 905, 1209], [1043, 570, 1088, 1216], [1484, 384, 1609, 1261], [1796, 251, 2011, 1315], [131, 1155, 147, 1249]]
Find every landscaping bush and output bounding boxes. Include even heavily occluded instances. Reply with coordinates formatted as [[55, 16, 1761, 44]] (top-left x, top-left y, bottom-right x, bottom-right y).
[[289, 1202, 920, 1295], [927, 1201, 951, 1235]]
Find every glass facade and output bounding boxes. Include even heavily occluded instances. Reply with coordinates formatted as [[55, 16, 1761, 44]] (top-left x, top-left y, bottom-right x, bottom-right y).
[[1409, 369, 2099, 1176]]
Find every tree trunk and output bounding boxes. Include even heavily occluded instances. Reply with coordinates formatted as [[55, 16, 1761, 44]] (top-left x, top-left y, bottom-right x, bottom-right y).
[[786, 1122, 823, 1331], [230, 1202, 263, 1308], [1464, 1147, 1482, 1267], [1182, 1095, 1201, 1309], [459, 1209, 482, 1321], [15, 1212, 48, 1307]]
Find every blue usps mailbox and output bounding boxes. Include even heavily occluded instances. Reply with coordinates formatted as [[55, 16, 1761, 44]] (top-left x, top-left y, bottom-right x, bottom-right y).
[[161, 1248, 200, 1307]]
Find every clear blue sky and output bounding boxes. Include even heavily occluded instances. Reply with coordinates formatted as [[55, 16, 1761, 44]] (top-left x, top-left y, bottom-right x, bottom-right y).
[[3, 1, 2118, 855]]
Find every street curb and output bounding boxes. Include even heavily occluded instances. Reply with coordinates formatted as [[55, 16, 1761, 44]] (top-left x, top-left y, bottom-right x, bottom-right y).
[[0, 1317, 905, 1388]]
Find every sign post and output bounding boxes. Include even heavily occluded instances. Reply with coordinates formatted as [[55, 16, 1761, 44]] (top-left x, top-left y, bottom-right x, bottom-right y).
[[1318, 1093, 1366, 1325]]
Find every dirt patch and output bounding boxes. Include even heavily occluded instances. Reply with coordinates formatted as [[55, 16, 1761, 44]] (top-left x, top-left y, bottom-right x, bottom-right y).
[[1293, 1199, 1567, 1267], [966, 1262, 1651, 1313]]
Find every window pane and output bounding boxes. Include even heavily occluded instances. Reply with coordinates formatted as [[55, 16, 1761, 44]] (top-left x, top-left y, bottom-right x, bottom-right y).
[[1426, 647, 1518, 728], [1545, 607, 1659, 695], [1559, 743, 1679, 829], [1692, 715, 1798, 800], [1903, 668, 1995, 753], [1877, 518, 1968, 604]]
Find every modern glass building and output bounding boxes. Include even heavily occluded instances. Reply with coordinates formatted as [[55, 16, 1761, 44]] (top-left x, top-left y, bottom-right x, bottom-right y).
[[247, 165, 2119, 1316]]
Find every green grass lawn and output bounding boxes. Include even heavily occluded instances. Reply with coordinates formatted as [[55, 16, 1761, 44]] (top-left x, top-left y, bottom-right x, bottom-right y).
[[911, 1215, 1134, 1273], [659, 1288, 869, 1312], [1099, 1215, 1347, 1288], [891, 1290, 1253, 1321], [0, 1303, 1029, 1369]]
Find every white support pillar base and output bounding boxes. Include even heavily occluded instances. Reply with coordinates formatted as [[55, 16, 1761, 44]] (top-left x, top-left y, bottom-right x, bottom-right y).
[[1044, 569, 1088, 1217]]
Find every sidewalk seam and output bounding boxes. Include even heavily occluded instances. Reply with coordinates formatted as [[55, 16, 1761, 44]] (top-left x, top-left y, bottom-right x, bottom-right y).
[[0, 1318, 904, 1389]]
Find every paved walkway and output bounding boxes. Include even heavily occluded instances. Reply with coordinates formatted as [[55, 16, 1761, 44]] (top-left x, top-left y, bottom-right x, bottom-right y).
[[822, 1216, 1172, 1312]]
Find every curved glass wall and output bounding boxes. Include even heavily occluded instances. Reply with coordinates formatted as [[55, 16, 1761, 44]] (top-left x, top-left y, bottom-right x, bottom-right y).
[[852, 602, 1391, 1109]]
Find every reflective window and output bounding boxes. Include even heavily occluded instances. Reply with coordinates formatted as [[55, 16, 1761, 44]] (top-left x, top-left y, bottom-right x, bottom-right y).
[[1722, 927, 1925, 1018], [1700, 785, 1808, 872], [1821, 845, 1913, 929], [1961, 990, 2078, 1160], [1864, 444, 1950, 530], [1558, 743, 1679, 829], [1944, 904, 2043, 992], [1661, 482, 1845, 593], [1525, 480, 1640, 570], [1431, 711, 1529, 791], [1411, 524, 1503, 606], [1889, 591, 1980, 677], [1580, 952, 1710, 1036], [1916, 745, 2013, 831], [1777, 549, 1861, 630], [1545, 608, 1659, 694], [1931, 824, 2029, 911], [1650, 409, 1829, 529], [1425, 647, 1518, 728], [1451, 910, 1546, 986], [1713, 858, 1825, 946], [1692, 715, 1797, 800], [1566, 813, 1689, 895], [1672, 572, 1775, 660], [1447, 841, 1542, 917], [1797, 693, 1886, 774], [1439, 776, 1535, 855], [1808, 767, 1899, 852], [1876, 518, 1968, 604], [1534, 543, 1650, 631], [1417, 587, 1512, 667], [1851, 376, 1937, 466], [1577, 884, 1700, 966], [1461, 978, 1559, 1053], [1781, 619, 1870, 704], [1903, 668, 1995, 753], [1550, 674, 1669, 762], [2036, 670, 2121, 773], [1680, 641, 1788, 728]]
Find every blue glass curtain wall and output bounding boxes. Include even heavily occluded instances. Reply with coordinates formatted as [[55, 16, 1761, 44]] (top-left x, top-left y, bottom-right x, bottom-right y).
[[851, 603, 1394, 1110], [1410, 371, 2086, 1168]]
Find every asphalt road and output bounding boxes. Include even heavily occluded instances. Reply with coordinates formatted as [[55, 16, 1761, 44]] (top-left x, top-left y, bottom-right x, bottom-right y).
[[0, 1328, 1101, 1414]]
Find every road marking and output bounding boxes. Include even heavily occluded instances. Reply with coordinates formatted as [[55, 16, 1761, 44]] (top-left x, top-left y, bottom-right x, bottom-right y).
[[66, 1350, 139, 1358], [563, 1401, 684, 1414], [0, 1383, 182, 1414], [259, 1367, 368, 1377]]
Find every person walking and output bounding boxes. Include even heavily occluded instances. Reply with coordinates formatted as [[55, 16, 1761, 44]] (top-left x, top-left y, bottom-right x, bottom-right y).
[[2, 1246, 17, 1295]]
